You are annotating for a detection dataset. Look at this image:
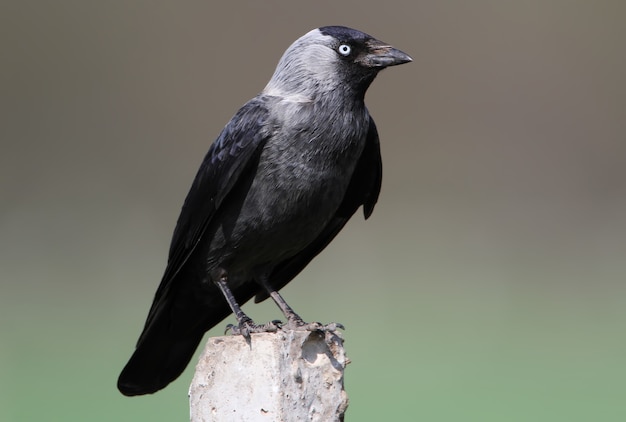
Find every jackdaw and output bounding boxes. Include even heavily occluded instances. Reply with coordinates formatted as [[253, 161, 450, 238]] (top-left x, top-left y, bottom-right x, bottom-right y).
[[118, 25, 411, 396]]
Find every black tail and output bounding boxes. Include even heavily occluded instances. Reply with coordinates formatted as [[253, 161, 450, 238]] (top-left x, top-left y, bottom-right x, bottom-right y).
[[117, 279, 260, 396], [117, 284, 232, 396], [117, 311, 209, 396]]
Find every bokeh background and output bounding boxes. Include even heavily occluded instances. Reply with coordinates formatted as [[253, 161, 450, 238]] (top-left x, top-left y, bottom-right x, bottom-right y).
[[2, 1, 625, 420]]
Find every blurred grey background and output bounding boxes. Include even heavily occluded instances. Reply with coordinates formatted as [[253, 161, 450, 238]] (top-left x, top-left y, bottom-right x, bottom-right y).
[[1, 1, 625, 421]]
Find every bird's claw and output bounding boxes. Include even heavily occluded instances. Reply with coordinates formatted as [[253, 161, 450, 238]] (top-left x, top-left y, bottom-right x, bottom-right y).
[[226, 319, 282, 337], [287, 319, 345, 332], [322, 322, 345, 331], [225, 318, 343, 336]]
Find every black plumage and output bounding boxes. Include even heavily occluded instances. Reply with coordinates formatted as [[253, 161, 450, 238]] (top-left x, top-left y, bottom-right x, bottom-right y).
[[118, 26, 411, 396]]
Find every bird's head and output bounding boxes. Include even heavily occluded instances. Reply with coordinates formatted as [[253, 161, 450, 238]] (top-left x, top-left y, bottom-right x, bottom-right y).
[[264, 26, 412, 101]]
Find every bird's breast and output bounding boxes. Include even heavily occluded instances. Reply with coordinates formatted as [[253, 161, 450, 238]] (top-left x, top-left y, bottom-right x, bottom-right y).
[[251, 123, 365, 228], [208, 101, 369, 275]]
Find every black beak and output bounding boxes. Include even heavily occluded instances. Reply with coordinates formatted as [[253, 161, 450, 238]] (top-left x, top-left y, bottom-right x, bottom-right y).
[[360, 39, 412, 68]]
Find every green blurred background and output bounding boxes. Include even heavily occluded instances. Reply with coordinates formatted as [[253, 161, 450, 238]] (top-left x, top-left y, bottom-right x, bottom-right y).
[[2, 1, 625, 420]]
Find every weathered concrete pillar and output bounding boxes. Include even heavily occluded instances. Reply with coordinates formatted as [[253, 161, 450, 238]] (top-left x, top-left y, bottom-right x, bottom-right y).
[[189, 330, 349, 421]]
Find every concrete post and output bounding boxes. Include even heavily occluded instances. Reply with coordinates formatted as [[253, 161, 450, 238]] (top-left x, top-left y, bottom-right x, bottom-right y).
[[189, 330, 349, 421]]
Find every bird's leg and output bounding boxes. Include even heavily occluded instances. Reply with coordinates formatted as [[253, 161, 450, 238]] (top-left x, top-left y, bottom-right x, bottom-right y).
[[256, 275, 344, 332], [214, 270, 279, 338]]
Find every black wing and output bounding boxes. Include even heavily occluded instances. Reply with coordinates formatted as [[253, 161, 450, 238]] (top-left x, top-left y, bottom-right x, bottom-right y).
[[142, 97, 271, 335], [256, 116, 383, 301], [118, 110, 380, 396]]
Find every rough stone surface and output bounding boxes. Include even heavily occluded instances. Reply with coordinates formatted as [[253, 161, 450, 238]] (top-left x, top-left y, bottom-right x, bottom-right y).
[[189, 330, 349, 422]]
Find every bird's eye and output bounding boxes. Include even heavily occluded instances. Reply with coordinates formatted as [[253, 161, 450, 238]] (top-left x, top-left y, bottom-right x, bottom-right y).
[[337, 44, 352, 56]]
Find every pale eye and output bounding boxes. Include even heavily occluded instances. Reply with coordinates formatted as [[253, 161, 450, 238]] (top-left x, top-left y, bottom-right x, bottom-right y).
[[337, 44, 351, 56]]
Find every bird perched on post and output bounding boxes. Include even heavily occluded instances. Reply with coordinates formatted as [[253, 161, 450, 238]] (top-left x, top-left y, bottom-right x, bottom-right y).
[[118, 25, 411, 396]]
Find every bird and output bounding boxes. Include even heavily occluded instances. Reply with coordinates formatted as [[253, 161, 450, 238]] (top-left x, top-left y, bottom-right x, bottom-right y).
[[118, 25, 411, 396]]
